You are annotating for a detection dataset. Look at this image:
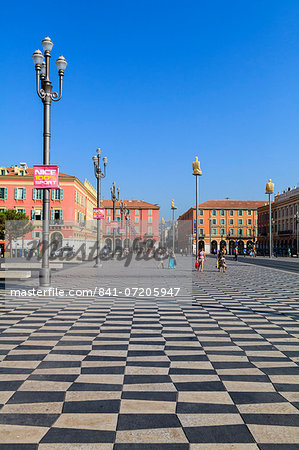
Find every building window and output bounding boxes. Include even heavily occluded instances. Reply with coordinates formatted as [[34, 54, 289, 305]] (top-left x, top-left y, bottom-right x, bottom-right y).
[[0, 170, 6, 175], [229, 228, 235, 235], [212, 219, 217, 225], [15, 188, 26, 200], [199, 218, 204, 225], [116, 209, 120, 215], [106, 226, 110, 234], [135, 226, 139, 233], [33, 189, 43, 200], [229, 219, 234, 225], [211, 210, 217, 216], [107, 209, 111, 215], [148, 216, 152, 223], [238, 210, 243, 216], [199, 210, 204, 216], [247, 210, 252, 215], [16, 209, 26, 214], [211, 228, 217, 235], [220, 228, 226, 235], [148, 209, 152, 215], [0, 187, 7, 199], [106, 216, 111, 223], [52, 189, 63, 200], [148, 226, 152, 234], [247, 228, 252, 237], [135, 217, 139, 223], [199, 228, 204, 236], [229, 210, 234, 216], [220, 218, 226, 225], [32, 209, 42, 220], [220, 210, 225, 216], [238, 219, 243, 225], [247, 219, 252, 225], [51, 209, 63, 221], [135, 209, 139, 215], [238, 228, 243, 236], [278, 210, 281, 218]]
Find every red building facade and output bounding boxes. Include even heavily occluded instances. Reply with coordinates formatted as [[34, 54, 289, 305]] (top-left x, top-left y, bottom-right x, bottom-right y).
[[100, 200, 160, 250]]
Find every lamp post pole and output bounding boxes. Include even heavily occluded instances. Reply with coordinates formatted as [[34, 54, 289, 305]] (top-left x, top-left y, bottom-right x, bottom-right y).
[[32, 37, 67, 287], [110, 182, 120, 254], [171, 200, 177, 253], [192, 157, 202, 257], [119, 201, 126, 250], [161, 217, 165, 247], [265, 179, 274, 258], [294, 212, 299, 257], [124, 208, 130, 250], [92, 149, 108, 267]]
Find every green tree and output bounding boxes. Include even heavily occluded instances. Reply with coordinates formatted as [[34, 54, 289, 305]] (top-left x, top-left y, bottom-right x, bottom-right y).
[[0, 210, 34, 257]]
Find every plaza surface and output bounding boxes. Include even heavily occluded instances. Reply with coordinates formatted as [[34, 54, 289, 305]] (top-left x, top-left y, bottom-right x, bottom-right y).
[[0, 256, 299, 448]]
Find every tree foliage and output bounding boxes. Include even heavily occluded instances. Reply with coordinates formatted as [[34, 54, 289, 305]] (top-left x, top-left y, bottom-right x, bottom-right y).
[[0, 210, 34, 241]]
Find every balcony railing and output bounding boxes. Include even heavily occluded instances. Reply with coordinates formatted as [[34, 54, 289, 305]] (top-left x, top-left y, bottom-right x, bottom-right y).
[[278, 230, 293, 236]]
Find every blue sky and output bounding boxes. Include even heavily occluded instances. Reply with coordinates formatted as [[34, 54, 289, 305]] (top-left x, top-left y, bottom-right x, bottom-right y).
[[1, 1, 298, 219]]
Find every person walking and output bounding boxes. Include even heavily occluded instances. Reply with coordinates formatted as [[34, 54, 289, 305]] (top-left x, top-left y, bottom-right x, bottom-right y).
[[168, 250, 176, 269], [157, 249, 165, 269], [234, 246, 238, 261], [197, 248, 207, 272], [217, 249, 227, 273]]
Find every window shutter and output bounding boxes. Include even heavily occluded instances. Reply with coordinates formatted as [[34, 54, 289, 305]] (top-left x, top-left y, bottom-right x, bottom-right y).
[[4, 188, 7, 199], [60, 189, 63, 200], [23, 189, 26, 200], [52, 190, 55, 200], [51, 210, 54, 220], [14, 188, 17, 199], [33, 188, 36, 200], [59, 210, 63, 220], [32, 209, 35, 219]]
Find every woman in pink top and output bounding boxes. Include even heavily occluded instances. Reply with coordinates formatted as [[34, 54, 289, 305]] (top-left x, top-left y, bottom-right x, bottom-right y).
[[197, 248, 207, 272]]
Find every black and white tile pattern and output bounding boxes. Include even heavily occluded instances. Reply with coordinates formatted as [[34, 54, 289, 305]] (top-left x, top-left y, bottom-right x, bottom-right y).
[[0, 256, 299, 448]]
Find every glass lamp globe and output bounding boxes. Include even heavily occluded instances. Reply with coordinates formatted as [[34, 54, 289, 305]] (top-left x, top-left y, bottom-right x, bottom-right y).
[[42, 37, 54, 52], [56, 55, 67, 71], [32, 49, 44, 66]]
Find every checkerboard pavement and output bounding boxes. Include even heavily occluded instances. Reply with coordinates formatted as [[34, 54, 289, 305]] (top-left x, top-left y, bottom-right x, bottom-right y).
[[0, 256, 299, 448]]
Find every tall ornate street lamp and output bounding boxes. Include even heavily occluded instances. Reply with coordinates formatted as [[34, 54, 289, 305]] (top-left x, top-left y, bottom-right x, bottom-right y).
[[192, 157, 202, 257], [161, 217, 165, 247], [32, 37, 67, 287], [119, 201, 127, 250], [124, 207, 131, 250], [294, 211, 299, 257], [110, 182, 120, 253], [171, 200, 177, 252], [92, 148, 108, 267], [265, 179, 274, 258]]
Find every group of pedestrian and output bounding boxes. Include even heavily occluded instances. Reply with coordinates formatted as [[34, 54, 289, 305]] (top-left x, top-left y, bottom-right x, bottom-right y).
[[157, 248, 176, 269], [195, 246, 227, 273]]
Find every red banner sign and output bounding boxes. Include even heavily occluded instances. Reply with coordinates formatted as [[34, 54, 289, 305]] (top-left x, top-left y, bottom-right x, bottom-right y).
[[93, 208, 105, 219], [110, 221, 119, 228], [33, 165, 59, 188]]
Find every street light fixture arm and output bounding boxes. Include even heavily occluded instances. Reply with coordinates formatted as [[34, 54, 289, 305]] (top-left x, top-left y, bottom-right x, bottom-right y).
[[51, 74, 63, 102], [35, 67, 45, 100]]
